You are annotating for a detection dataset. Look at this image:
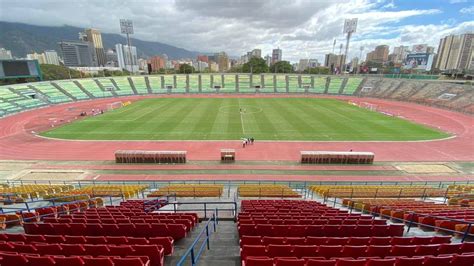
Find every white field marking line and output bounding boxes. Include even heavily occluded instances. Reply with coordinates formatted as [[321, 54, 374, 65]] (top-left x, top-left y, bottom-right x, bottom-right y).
[[238, 99, 246, 135]]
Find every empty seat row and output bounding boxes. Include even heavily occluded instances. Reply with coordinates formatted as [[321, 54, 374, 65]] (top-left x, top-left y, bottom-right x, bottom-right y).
[[241, 242, 474, 259], [240, 236, 451, 247], [238, 219, 386, 225], [63, 213, 198, 223], [24, 222, 187, 240], [0, 251, 150, 266], [238, 224, 404, 237], [0, 242, 164, 266], [0, 234, 174, 255], [243, 254, 474, 266]]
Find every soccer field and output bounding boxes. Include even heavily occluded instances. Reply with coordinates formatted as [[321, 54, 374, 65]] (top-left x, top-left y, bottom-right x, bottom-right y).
[[41, 98, 449, 141]]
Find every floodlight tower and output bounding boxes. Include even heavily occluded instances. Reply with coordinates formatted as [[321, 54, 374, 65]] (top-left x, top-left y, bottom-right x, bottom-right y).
[[343, 18, 358, 72], [120, 19, 134, 73]]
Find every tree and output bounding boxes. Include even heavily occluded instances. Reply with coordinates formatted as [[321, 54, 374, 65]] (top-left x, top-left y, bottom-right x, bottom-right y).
[[303, 67, 330, 75], [178, 64, 194, 74], [269, 61, 293, 73], [242, 57, 269, 74], [40, 64, 83, 80]]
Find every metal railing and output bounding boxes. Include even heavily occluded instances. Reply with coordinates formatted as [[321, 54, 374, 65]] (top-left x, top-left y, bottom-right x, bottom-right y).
[[154, 201, 238, 221], [177, 209, 218, 266], [345, 201, 474, 242]]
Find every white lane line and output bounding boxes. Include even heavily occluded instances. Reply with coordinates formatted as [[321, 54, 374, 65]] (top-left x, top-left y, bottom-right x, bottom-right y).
[[238, 99, 246, 134]]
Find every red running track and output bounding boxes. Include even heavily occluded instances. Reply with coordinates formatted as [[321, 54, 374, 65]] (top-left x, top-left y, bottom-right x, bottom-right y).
[[0, 94, 473, 162]]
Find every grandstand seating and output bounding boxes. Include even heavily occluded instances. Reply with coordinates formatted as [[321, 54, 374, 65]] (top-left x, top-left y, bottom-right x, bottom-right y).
[[238, 185, 300, 198], [1, 75, 472, 117], [43, 185, 148, 199], [0, 184, 74, 200], [147, 184, 224, 197], [309, 185, 454, 198], [343, 199, 474, 235], [238, 200, 474, 266]]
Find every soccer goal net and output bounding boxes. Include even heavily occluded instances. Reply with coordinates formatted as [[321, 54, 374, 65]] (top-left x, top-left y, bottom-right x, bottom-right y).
[[106, 101, 124, 111]]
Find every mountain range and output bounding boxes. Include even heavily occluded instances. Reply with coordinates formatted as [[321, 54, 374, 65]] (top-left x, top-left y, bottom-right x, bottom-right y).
[[0, 21, 202, 59]]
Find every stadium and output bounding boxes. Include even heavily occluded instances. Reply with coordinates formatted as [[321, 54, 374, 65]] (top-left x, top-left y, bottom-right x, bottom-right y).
[[0, 73, 473, 266]]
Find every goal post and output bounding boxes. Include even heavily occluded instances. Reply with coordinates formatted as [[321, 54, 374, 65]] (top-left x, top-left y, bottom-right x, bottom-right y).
[[106, 101, 128, 111]]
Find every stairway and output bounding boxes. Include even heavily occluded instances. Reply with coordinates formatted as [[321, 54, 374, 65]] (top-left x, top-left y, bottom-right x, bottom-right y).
[[165, 221, 240, 266]]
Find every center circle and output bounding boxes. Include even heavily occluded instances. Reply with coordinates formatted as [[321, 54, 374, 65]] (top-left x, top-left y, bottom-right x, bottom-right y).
[[219, 105, 263, 115]]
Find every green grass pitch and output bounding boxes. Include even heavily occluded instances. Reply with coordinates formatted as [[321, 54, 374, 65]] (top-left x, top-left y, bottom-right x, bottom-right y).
[[41, 98, 449, 141]]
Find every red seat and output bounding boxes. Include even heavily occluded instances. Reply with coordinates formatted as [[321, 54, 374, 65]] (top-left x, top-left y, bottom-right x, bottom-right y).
[[85, 236, 107, 244], [239, 224, 257, 236], [106, 236, 128, 244], [11, 243, 37, 253], [60, 243, 86, 255], [83, 244, 110, 256], [5, 233, 27, 242], [289, 225, 307, 237], [450, 253, 474, 266], [430, 236, 451, 244], [24, 234, 46, 243], [85, 223, 102, 236], [327, 238, 349, 245], [262, 236, 286, 245], [268, 244, 293, 257], [390, 237, 412, 245], [82, 257, 114, 266], [347, 237, 370, 245], [366, 245, 391, 258], [411, 236, 433, 245], [394, 257, 423, 266], [151, 223, 171, 237], [128, 237, 150, 245], [388, 224, 404, 236], [423, 255, 452, 266], [35, 243, 63, 255], [415, 244, 439, 256], [44, 235, 65, 243], [317, 245, 342, 259], [132, 244, 164, 266], [25, 255, 55, 266], [241, 236, 262, 247], [307, 237, 328, 245], [293, 245, 317, 258], [241, 245, 267, 260], [1, 253, 29, 266], [461, 242, 474, 253], [390, 245, 417, 257], [369, 237, 391, 245], [65, 235, 87, 244], [148, 237, 174, 255], [134, 223, 152, 237], [102, 224, 120, 236], [438, 243, 462, 254], [366, 258, 396, 266], [286, 237, 306, 245], [341, 245, 367, 258], [112, 257, 147, 266], [307, 226, 325, 237], [335, 258, 367, 266], [68, 224, 86, 236], [109, 245, 135, 256], [275, 257, 305, 266], [168, 224, 186, 239], [306, 258, 337, 266], [245, 256, 273, 266]]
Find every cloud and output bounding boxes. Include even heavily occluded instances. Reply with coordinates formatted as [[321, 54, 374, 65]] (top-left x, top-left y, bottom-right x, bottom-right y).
[[460, 6, 474, 14], [0, 0, 470, 63], [449, 0, 468, 3]]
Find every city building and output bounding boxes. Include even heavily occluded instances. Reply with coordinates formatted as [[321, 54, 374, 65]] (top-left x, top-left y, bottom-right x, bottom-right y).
[[82, 29, 106, 66], [115, 43, 138, 73], [44, 50, 60, 65], [0, 48, 13, 60], [58, 40, 97, 67], [215, 52, 229, 72], [324, 53, 345, 72], [27, 52, 46, 64], [366, 45, 389, 64], [264, 55, 272, 67], [250, 49, 261, 59], [194, 61, 209, 72], [435, 33, 473, 71], [209, 61, 219, 72], [105, 49, 118, 67], [272, 48, 282, 64], [148, 56, 166, 72], [298, 59, 320, 71], [390, 46, 410, 65], [197, 55, 209, 63]]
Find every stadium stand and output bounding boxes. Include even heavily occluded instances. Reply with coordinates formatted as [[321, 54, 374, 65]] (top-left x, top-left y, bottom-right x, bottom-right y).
[[309, 185, 456, 198], [148, 184, 224, 197], [238, 185, 300, 198], [41, 185, 148, 200], [32, 82, 72, 103], [76, 79, 114, 98], [0, 184, 74, 201], [130, 77, 150, 94], [238, 200, 474, 266], [54, 81, 90, 100]]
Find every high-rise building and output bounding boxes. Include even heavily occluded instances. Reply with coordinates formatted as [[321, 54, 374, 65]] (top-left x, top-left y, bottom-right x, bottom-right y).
[[366, 45, 389, 64], [148, 56, 166, 72], [435, 33, 473, 71], [216, 52, 229, 72], [115, 44, 138, 72], [27, 52, 46, 64], [105, 49, 118, 67], [58, 40, 97, 67], [251, 49, 261, 59], [264, 55, 272, 66], [44, 50, 60, 65], [324, 53, 345, 71], [390, 46, 410, 64], [197, 55, 209, 63], [0, 48, 13, 60], [83, 29, 106, 66], [272, 48, 282, 64]]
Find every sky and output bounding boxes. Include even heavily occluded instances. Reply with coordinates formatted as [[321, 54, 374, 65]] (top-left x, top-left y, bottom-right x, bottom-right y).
[[0, 0, 473, 63]]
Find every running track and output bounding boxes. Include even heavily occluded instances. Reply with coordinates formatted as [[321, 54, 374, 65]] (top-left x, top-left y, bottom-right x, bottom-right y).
[[0, 94, 473, 162]]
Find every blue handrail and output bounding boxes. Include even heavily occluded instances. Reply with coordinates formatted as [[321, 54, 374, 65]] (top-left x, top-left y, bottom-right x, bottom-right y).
[[177, 209, 218, 266]]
